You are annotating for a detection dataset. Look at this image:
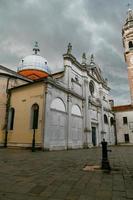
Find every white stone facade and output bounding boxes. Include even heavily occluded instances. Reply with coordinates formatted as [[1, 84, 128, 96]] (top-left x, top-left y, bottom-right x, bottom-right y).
[[115, 108, 133, 144], [43, 51, 115, 150]]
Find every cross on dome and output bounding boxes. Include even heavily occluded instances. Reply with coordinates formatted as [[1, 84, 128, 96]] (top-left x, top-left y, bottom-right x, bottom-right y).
[[33, 41, 40, 55]]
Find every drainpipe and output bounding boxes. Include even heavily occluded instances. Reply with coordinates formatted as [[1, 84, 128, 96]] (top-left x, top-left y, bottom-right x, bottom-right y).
[[4, 77, 11, 147]]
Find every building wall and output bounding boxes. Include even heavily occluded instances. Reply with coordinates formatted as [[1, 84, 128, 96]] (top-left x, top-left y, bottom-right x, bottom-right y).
[[115, 110, 133, 144], [6, 82, 45, 148], [43, 56, 115, 150], [44, 84, 83, 150], [0, 76, 29, 146], [0, 52, 115, 150]]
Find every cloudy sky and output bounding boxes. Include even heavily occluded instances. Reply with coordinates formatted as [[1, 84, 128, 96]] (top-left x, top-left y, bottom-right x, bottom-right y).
[[0, 0, 131, 105]]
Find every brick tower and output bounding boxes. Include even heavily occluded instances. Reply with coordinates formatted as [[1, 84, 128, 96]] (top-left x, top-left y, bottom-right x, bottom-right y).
[[122, 8, 133, 104]]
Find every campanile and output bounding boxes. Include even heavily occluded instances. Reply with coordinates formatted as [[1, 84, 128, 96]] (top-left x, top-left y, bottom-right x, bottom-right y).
[[122, 8, 133, 104]]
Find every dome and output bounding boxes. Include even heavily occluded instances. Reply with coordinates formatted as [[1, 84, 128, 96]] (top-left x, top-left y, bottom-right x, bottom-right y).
[[17, 42, 50, 80], [17, 54, 50, 73]]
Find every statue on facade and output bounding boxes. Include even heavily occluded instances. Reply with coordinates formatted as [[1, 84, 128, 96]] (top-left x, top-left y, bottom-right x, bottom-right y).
[[67, 43, 72, 54], [82, 52, 86, 65]]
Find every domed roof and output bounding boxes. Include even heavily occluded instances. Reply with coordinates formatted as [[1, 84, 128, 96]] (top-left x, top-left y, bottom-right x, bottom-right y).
[[18, 54, 50, 73], [17, 42, 50, 74]]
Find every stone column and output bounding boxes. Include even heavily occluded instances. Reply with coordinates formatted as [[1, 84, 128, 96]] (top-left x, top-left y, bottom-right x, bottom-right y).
[[83, 79, 92, 147], [43, 85, 52, 150], [101, 104, 106, 140], [67, 94, 72, 149], [99, 89, 106, 140]]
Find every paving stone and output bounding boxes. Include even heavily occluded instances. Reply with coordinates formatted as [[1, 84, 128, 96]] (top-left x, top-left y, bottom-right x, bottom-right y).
[[126, 190, 133, 198], [112, 191, 126, 200], [0, 146, 133, 200]]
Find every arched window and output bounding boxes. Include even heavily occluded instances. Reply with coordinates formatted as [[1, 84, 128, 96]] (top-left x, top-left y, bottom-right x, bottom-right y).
[[104, 114, 108, 124], [71, 105, 82, 116], [31, 104, 39, 129], [129, 41, 133, 48], [8, 107, 15, 130], [110, 117, 114, 126], [50, 98, 66, 112]]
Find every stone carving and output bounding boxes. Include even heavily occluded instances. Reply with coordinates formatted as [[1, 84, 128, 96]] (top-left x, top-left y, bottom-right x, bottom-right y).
[[67, 43, 72, 54]]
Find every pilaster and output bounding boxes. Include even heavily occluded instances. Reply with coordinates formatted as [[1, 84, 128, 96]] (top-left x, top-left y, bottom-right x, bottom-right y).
[[67, 93, 72, 149]]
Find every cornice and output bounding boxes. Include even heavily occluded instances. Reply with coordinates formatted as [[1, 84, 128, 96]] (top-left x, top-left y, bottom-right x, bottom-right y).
[[44, 78, 85, 100]]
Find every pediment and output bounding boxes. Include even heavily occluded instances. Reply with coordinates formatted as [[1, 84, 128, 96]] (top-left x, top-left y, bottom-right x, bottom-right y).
[[89, 66, 105, 83]]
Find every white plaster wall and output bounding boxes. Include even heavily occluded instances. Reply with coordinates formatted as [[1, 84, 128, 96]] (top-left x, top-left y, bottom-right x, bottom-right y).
[[44, 86, 68, 150], [115, 110, 133, 144], [48, 110, 67, 150], [44, 84, 84, 150], [71, 115, 83, 148]]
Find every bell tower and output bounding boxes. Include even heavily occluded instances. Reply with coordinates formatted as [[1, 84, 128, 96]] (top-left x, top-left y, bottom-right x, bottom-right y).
[[122, 8, 133, 104]]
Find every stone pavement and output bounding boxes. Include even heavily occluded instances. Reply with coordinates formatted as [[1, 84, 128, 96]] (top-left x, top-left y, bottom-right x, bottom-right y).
[[0, 146, 133, 200]]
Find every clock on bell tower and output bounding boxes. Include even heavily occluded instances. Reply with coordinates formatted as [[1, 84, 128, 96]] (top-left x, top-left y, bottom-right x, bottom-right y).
[[122, 8, 133, 104]]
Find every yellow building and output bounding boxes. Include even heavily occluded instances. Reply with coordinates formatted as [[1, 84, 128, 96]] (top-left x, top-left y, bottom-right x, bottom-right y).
[[0, 42, 50, 149], [7, 81, 46, 148], [0, 65, 31, 147]]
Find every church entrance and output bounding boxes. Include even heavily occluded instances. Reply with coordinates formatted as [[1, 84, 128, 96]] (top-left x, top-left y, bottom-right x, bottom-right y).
[[92, 127, 96, 146]]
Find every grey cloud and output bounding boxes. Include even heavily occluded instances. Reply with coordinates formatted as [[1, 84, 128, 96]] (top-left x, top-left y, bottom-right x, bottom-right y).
[[0, 0, 131, 105]]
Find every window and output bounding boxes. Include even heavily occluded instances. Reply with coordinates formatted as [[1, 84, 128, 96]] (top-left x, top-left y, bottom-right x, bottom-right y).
[[129, 41, 133, 48], [50, 98, 66, 112], [110, 117, 114, 126], [75, 75, 79, 82], [89, 80, 95, 96], [129, 122, 133, 129], [104, 114, 108, 124], [8, 107, 15, 130], [123, 117, 128, 124], [71, 105, 82, 116], [31, 104, 39, 129]]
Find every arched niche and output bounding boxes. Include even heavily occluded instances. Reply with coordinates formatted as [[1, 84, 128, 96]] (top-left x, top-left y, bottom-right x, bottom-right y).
[[31, 103, 39, 129], [104, 114, 108, 124], [129, 41, 133, 48], [110, 117, 114, 126], [71, 105, 82, 116], [50, 98, 66, 112]]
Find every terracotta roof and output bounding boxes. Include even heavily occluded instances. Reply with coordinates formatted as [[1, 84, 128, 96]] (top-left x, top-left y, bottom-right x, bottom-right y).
[[112, 104, 133, 112]]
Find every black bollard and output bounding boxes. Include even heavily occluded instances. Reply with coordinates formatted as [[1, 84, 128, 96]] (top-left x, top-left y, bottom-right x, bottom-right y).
[[101, 139, 111, 170]]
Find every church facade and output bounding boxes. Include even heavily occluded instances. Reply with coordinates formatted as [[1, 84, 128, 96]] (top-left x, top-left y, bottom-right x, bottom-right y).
[[2, 43, 115, 150]]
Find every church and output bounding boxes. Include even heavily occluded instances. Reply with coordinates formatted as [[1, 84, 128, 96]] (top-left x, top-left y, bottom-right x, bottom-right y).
[[0, 44, 115, 150]]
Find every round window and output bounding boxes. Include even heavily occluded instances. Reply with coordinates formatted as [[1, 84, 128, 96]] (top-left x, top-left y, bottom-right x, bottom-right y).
[[89, 81, 95, 95]]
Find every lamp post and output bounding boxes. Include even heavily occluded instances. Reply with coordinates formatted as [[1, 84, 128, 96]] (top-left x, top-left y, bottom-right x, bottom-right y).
[[101, 139, 111, 170], [32, 128, 36, 152]]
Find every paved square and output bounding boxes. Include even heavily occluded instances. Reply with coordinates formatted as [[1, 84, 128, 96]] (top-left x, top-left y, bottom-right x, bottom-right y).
[[0, 146, 133, 200]]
